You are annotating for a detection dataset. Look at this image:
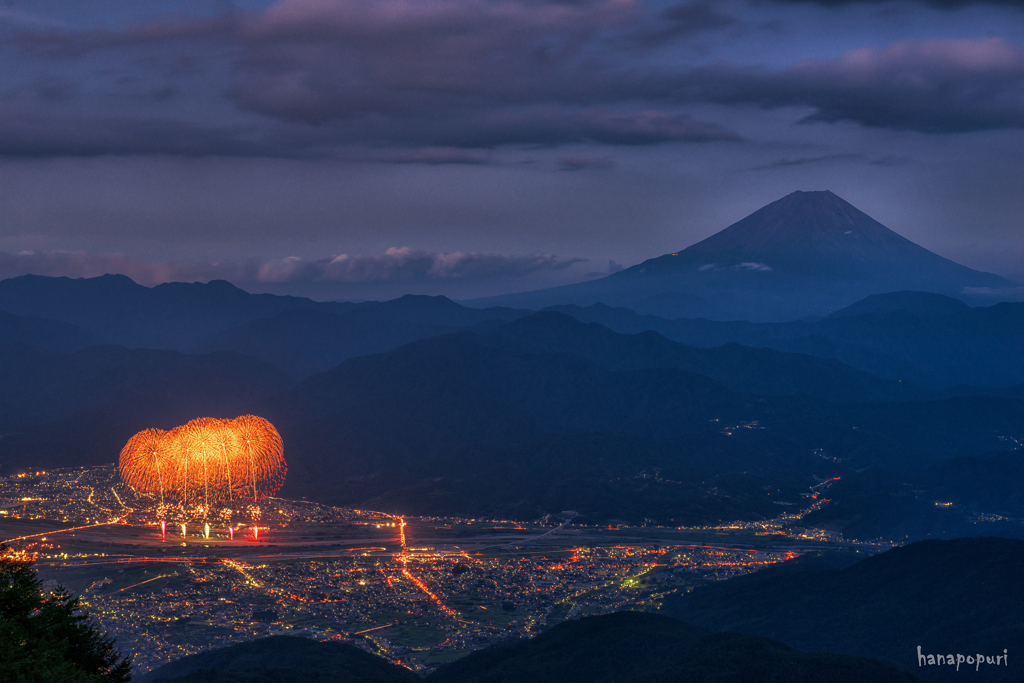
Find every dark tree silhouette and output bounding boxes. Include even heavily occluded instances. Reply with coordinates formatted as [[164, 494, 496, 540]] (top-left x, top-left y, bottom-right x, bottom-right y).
[[0, 543, 132, 683]]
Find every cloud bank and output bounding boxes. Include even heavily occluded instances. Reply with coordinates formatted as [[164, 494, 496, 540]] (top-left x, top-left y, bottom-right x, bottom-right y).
[[5, 0, 740, 157], [6, 0, 1024, 159], [769, 0, 1024, 7], [0, 248, 584, 287], [691, 38, 1024, 132]]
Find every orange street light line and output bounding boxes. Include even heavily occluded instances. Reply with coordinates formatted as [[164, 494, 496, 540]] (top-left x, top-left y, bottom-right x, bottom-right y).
[[0, 518, 125, 544], [112, 574, 173, 593]]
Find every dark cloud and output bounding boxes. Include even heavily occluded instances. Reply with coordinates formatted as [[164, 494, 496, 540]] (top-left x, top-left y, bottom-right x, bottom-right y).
[[638, 1, 737, 45], [415, 109, 741, 147], [0, 248, 585, 286], [766, 0, 1024, 8], [0, 107, 738, 159], [747, 153, 911, 170], [868, 155, 910, 166], [4, 0, 1024, 161], [682, 38, 1024, 133], [0, 115, 281, 158], [221, 0, 742, 145], [387, 147, 492, 165], [748, 153, 863, 170], [2, 0, 741, 156], [259, 108, 740, 148], [15, 14, 242, 55], [558, 155, 615, 170]]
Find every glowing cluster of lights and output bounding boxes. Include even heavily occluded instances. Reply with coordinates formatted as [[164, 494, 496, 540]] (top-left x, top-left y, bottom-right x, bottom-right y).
[[118, 415, 286, 521]]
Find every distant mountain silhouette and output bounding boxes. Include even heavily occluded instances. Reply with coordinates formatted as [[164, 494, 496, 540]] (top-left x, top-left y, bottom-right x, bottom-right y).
[[140, 635, 417, 683], [469, 191, 1014, 320], [482, 311, 931, 402], [247, 325, 1024, 523], [0, 310, 104, 351], [0, 274, 359, 349], [8, 271, 1021, 389], [549, 296, 1024, 389], [826, 291, 970, 319], [203, 303, 934, 415], [196, 295, 530, 379], [261, 332, 744, 445], [0, 274, 538, 371], [256, 331, 816, 521], [662, 537, 1024, 681], [2, 308, 1023, 527], [427, 612, 921, 683], [3, 278, 1024, 531]]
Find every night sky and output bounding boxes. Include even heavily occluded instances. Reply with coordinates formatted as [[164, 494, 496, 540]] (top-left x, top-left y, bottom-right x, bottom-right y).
[[2, 0, 1023, 301]]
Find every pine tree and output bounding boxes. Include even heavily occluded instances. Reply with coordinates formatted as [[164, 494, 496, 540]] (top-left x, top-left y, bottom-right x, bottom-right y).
[[0, 543, 132, 683]]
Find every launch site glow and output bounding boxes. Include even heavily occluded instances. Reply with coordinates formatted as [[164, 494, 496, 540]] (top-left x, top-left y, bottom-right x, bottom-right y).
[[118, 415, 286, 532]]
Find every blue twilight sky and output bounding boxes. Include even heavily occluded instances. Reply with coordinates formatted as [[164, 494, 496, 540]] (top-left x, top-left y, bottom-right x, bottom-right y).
[[1, 0, 1024, 300]]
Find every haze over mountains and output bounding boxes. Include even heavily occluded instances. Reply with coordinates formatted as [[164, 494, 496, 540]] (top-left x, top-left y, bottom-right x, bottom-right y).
[[249, 325, 1024, 525], [471, 191, 1015, 320], [4, 285, 1024, 532], [550, 294, 1024, 390]]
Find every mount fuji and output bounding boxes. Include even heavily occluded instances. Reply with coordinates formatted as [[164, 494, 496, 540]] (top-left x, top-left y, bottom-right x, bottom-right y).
[[469, 191, 1015, 321]]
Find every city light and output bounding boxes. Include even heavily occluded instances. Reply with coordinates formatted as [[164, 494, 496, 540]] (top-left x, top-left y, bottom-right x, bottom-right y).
[[0, 463, 879, 675]]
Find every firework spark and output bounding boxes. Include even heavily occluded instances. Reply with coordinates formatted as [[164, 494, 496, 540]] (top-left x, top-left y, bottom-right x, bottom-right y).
[[119, 415, 286, 520]]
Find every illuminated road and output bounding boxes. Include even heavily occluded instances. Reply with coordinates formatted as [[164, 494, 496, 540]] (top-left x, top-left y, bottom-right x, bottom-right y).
[[0, 518, 126, 544]]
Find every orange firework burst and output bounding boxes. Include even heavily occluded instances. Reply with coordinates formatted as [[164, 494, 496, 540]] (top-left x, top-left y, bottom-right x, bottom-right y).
[[119, 415, 286, 518]]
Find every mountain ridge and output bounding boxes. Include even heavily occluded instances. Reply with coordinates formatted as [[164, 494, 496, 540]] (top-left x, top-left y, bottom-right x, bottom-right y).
[[547, 298, 1024, 388], [481, 311, 931, 402], [661, 537, 1024, 681], [0, 273, 361, 349], [139, 615, 922, 683]]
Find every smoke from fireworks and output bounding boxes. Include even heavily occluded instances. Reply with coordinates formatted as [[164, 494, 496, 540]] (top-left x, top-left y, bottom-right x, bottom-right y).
[[119, 415, 286, 520]]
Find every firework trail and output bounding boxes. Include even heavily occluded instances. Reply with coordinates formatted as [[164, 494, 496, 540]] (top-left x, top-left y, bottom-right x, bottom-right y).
[[119, 415, 286, 521]]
